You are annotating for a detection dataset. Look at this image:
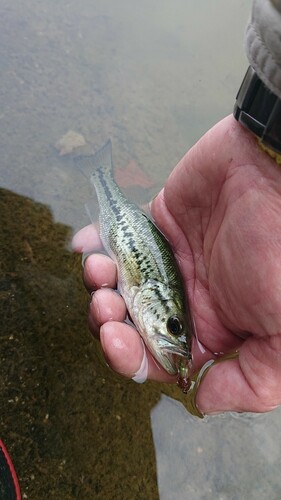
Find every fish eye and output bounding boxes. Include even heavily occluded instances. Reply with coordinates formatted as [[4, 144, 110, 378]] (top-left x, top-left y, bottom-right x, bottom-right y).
[[167, 315, 183, 336]]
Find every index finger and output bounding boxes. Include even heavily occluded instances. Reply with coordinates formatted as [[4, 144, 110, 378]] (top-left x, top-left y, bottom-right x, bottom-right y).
[[72, 224, 103, 254], [72, 224, 117, 291]]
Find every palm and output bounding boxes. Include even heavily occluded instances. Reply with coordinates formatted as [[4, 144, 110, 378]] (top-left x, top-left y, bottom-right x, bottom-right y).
[[156, 141, 280, 349]]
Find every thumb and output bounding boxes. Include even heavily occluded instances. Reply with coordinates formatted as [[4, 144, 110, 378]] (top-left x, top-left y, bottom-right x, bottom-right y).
[[196, 335, 281, 415]]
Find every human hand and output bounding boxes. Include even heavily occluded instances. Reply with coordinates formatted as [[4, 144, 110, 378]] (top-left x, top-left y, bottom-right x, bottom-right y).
[[73, 115, 281, 415]]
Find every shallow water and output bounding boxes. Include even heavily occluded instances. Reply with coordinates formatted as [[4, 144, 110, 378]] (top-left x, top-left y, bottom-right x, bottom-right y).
[[1, 1, 281, 499]]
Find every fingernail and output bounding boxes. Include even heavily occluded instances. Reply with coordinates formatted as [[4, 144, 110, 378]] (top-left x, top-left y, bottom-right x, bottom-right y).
[[82, 251, 93, 268], [132, 341, 148, 384]]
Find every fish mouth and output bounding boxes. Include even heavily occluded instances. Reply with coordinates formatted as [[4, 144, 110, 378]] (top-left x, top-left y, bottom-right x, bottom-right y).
[[154, 334, 190, 374], [157, 334, 188, 357]]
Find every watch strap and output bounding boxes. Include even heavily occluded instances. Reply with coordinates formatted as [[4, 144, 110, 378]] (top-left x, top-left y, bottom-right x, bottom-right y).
[[234, 66, 281, 154]]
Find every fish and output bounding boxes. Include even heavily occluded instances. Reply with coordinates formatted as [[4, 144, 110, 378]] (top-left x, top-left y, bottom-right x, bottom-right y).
[[76, 140, 194, 392]]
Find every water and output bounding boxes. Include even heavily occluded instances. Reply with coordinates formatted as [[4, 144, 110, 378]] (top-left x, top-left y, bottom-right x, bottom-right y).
[[151, 396, 281, 500], [1, 0, 280, 498]]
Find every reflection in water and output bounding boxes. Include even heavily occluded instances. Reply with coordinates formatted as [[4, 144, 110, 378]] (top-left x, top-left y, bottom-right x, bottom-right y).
[[151, 395, 281, 500]]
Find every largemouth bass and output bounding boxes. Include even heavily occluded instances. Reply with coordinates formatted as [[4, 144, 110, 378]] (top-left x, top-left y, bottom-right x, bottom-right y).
[[77, 140, 194, 392]]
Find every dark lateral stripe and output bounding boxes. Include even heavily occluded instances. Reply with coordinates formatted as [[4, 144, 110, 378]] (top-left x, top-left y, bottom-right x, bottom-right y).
[[97, 167, 123, 218]]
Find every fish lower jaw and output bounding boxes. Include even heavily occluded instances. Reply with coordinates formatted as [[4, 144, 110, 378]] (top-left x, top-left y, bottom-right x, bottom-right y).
[[155, 351, 178, 375]]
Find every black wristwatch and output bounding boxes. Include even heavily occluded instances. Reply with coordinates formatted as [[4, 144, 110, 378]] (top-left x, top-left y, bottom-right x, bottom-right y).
[[234, 66, 281, 154]]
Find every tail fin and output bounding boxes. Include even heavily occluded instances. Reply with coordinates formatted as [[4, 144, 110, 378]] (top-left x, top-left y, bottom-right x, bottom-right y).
[[74, 139, 113, 180]]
